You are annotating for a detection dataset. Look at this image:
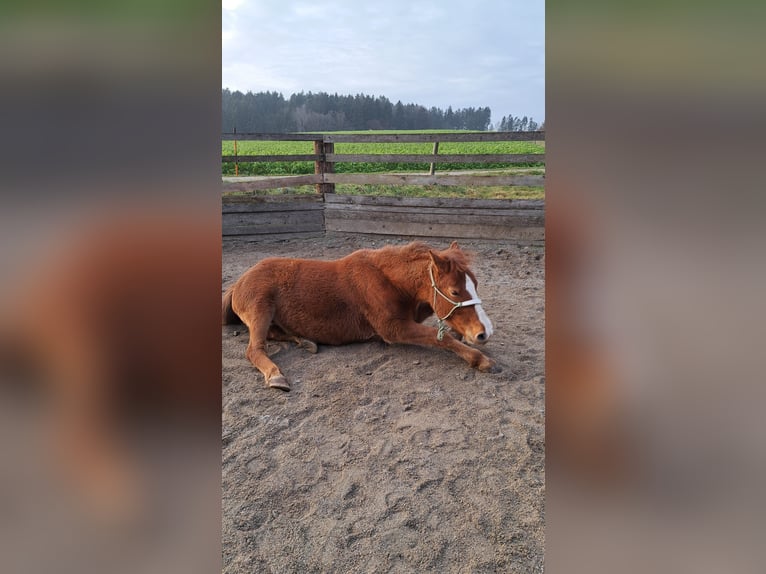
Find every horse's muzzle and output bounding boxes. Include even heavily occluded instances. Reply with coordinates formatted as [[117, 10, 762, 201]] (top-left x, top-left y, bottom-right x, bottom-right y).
[[464, 330, 490, 345]]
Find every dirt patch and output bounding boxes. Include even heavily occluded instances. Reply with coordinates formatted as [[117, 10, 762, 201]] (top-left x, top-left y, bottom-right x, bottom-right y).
[[222, 232, 544, 573]]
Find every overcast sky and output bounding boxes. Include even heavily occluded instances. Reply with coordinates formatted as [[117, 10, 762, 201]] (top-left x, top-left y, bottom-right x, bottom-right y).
[[222, 0, 544, 127]]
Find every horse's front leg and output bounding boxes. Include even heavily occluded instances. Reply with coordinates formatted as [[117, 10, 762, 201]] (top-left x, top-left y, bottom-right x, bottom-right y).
[[378, 321, 496, 372]]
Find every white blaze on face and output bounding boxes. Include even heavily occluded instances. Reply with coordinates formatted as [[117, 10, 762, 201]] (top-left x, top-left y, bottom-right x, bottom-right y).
[[465, 276, 493, 337]]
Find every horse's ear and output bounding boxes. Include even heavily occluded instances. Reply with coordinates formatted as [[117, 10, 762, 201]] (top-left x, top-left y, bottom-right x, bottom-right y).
[[449, 241, 460, 250], [429, 249, 451, 273]]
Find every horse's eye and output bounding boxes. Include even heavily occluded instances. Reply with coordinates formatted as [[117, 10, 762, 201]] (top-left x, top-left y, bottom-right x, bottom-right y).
[[450, 289, 460, 297]]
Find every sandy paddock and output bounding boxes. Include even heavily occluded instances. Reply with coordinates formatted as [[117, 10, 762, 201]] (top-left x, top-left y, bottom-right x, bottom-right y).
[[222, 232, 544, 573]]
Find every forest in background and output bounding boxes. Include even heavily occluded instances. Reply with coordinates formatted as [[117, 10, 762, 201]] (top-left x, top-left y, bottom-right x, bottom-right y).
[[222, 89, 543, 133]]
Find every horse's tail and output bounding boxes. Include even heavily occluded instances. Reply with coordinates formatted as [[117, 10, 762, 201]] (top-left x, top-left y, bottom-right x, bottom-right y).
[[222, 285, 241, 325]]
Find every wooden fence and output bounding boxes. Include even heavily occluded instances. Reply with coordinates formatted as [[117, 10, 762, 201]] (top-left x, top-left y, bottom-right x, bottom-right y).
[[222, 131, 544, 241], [324, 194, 543, 242]]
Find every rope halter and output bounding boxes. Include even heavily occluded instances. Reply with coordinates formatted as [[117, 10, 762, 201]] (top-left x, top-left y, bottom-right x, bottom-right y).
[[428, 264, 482, 341]]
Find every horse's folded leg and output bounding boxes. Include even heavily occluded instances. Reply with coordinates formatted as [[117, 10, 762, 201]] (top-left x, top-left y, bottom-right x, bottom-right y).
[[476, 354, 499, 373], [448, 341, 499, 373], [464, 347, 496, 372], [266, 326, 317, 355], [380, 321, 497, 373], [267, 374, 291, 392], [443, 337, 497, 372], [297, 338, 318, 354]]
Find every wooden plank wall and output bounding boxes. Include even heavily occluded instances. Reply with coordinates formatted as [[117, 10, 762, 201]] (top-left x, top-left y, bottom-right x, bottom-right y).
[[324, 195, 544, 242], [222, 195, 324, 239], [222, 194, 544, 242]]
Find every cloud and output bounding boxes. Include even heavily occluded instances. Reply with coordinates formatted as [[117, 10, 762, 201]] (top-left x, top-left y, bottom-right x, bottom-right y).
[[222, 0, 544, 122], [222, 0, 245, 11]]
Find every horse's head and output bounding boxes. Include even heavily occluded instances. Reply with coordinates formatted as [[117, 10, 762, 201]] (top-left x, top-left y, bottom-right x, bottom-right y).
[[428, 242, 494, 345]]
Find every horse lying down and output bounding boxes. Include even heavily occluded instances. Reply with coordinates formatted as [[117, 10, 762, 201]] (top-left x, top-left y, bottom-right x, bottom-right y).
[[222, 241, 495, 391]]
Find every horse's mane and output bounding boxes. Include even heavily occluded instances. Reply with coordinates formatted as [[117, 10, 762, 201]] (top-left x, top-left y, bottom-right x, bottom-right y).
[[379, 241, 475, 273]]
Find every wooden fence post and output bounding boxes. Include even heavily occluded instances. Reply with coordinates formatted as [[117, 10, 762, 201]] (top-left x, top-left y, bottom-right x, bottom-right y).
[[233, 126, 239, 177], [313, 139, 323, 195], [314, 139, 336, 195], [322, 141, 335, 194], [429, 141, 439, 175]]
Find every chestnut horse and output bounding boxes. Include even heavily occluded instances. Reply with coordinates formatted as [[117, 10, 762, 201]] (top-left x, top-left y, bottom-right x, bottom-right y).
[[222, 241, 495, 391]]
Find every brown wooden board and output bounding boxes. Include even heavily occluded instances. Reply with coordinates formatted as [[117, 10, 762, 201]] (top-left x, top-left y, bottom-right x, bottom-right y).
[[222, 209, 324, 236], [323, 216, 544, 241], [221, 132, 545, 143], [323, 173, 544, 187], [322, 132, 545, 143], [324, 207, 543, 228], [222, 154, 317, 162], [323, 153, 544, 164], [222, 201, 324, 214], [222, 175, 321, 191], [323, 194, 544, 210]]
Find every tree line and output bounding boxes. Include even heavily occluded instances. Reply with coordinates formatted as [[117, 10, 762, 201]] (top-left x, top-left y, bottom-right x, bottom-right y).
[[496, 115, 541, 132], [222, 89, 542, 133]]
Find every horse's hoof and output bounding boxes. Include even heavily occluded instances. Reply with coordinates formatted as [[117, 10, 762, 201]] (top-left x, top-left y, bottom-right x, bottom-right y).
[[268, 375, 290, 392], [298, 339, 318, 354], [477, 357, 497, 373]]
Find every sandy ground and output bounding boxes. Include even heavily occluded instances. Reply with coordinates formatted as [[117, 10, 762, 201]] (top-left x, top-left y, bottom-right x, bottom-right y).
[[222, 232, 544, 573]]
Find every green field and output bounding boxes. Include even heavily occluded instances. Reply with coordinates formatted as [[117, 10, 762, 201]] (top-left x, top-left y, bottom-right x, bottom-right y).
[[222, 130, 545, 199]]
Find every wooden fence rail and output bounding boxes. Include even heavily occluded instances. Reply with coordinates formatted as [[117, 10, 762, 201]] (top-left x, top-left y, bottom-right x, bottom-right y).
[[222, 131, 544, 142], [222, 153, 543, 164], [222, 131, 545, 194]]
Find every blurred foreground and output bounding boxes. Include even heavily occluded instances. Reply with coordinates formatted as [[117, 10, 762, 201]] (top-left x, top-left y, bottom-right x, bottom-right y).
[[1, 210, 222, 574], [547, 3, 766, 572], [0, 3, 221, 573]]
